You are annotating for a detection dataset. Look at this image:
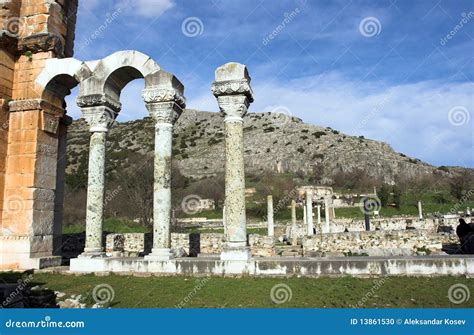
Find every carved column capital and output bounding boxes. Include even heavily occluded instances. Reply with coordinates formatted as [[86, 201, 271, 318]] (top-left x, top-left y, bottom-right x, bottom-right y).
[[145, 101, 183, 125], [216, 95, 250, 122], [142, 71, 186, 125], [81, 106, 117, 133], [212, 62, 254, 123], [77, 94, 121, 132]]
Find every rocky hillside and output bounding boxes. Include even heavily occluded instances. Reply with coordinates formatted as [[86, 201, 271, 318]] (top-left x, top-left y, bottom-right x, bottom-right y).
[[65, 110, 462, 184]]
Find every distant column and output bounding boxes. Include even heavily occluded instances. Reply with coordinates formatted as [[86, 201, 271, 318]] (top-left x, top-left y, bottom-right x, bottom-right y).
[[267, 195, 274, 237], [418, 201, 423, 219], [316, 205, 321, 232], [303, 202, 307, 226], [306, 192, 314, 236], [291, 200, 297, 245], [324, 197, 330, 233]]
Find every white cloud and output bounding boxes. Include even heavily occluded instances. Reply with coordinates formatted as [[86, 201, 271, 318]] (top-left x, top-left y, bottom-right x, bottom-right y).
[[115, 0, 175, 18]]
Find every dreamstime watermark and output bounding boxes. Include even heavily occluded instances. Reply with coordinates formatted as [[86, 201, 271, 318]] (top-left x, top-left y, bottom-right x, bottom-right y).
[[82, 8, 122, 47], [92, 284, 115, 305], [104, 185, 122, 208], [269, 106, 292, 127], [359, 16, 382, 37], [181, 17, 204, 37], [2, 16, 26, 38], [270, 283, 292, 304], [181, 194, 203, 215], [448, 106, 470, 126], [448, 283, 470, 304], [359, 195, 381, 215], [440, 12, 474, 46], [175, 277, 210, 308], [262, 7, 300, 46], [263, 187, 298, 222], [447, 189, 473, 215], [2, 274, 33, 307], [5, 316, 84, 329], [351, 278, 386, 307], [4, 195, 26, 215]]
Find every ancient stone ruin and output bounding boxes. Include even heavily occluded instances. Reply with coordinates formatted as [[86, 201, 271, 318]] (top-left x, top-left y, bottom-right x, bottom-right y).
[[0, 0, 472, 277]]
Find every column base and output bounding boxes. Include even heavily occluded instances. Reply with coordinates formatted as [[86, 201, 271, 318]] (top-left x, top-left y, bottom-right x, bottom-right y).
[[144, 248, 174, 261], [78, 248, 105, 258], [220, 242, 251, 261]]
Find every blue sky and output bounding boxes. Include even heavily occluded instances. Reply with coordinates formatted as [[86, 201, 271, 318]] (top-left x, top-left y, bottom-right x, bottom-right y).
[[65, 0, 474, 168]]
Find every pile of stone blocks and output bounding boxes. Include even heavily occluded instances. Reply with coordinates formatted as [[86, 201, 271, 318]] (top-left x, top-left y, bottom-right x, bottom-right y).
[[105, 233, 151, 257], [248, 234, 275, 257], [302, 230, 458, 257]]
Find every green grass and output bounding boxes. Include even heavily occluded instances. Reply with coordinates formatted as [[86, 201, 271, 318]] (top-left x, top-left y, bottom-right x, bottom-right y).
[[335, 202, 474, 219], [9, 273, 473, 308], [63, 218, 150, 234]]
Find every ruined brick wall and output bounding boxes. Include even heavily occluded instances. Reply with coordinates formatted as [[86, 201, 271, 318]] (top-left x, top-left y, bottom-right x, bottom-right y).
[[0, 0, 77, 268]]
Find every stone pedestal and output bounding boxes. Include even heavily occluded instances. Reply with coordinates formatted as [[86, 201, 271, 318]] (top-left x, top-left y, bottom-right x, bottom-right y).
[[142, 71, 185, 261], [212, 62, 253, 261], [267, 195, 274, 237]]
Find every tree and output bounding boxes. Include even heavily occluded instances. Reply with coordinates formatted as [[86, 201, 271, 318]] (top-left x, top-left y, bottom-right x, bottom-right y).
[[450, 172, 472, 201], [392, 186, 402, 209], [378, 184, 390, 207]]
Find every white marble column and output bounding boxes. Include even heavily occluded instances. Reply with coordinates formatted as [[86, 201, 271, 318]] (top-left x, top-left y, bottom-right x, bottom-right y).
[[306, 192, 314, 236], [303, 202, 307, 225], [291, 200, 298, 245], [78, 101, 119, 257], [418, 200, 423, 219], [142, 71, 186, 261], [317, 205, 321, 226], [267, 195, 274, 237], [212, 62, 254, 261], [324, 197, 330, 233]]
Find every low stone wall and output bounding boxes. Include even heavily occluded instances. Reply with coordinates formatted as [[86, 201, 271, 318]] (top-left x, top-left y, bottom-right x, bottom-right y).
[[249, 234, 276, 257], [302, 230, 458, 257], [287, 216, 464, 239], [170, 233, 276, 257], [105, 233, 152, 257]]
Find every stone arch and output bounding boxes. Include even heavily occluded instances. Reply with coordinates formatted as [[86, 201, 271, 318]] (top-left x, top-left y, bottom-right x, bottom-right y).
[[34, 58, 92, 256], [78, 50, 161, 106]]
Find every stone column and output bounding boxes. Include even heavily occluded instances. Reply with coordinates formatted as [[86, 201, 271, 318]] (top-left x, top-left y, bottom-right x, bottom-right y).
[[418, 200, 423, 219], [77, 98, 120, 257], [142, 71, 186, 261], [324, 197, 330, 233], [291, 200, 297, 245], [303, 202, 307, 225], [267, 195, 274, 237], [316, 205, 321, 226], [212, 62, 253, 261], [306, 192, 314, 236]]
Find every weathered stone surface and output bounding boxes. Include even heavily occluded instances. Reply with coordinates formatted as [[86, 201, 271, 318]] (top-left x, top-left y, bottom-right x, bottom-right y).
[[302, 230, 458, 256]]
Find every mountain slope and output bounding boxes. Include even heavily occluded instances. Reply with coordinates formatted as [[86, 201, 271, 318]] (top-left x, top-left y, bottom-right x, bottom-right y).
[[65, 110, 462, 184]]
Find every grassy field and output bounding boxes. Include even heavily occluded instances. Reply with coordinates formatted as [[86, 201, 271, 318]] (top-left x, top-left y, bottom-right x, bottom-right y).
[[9, 273, 473, 308]]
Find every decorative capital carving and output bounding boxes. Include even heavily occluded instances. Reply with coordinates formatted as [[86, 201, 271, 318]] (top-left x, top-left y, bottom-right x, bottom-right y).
[[8, 98, 64, 116], [76, 94, 121, 114], [211, 80, 253, 102], [211, 62, 254, 102], [82, 106, 117, 132], [216, 95, 250, 122], [145, 101, 183, 125], [18, 33, 65, 58], [142, 87, 186, 109]]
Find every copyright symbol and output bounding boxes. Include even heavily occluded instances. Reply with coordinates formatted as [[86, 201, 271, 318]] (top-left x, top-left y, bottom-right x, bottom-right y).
[[396, 319, 402, 325]]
